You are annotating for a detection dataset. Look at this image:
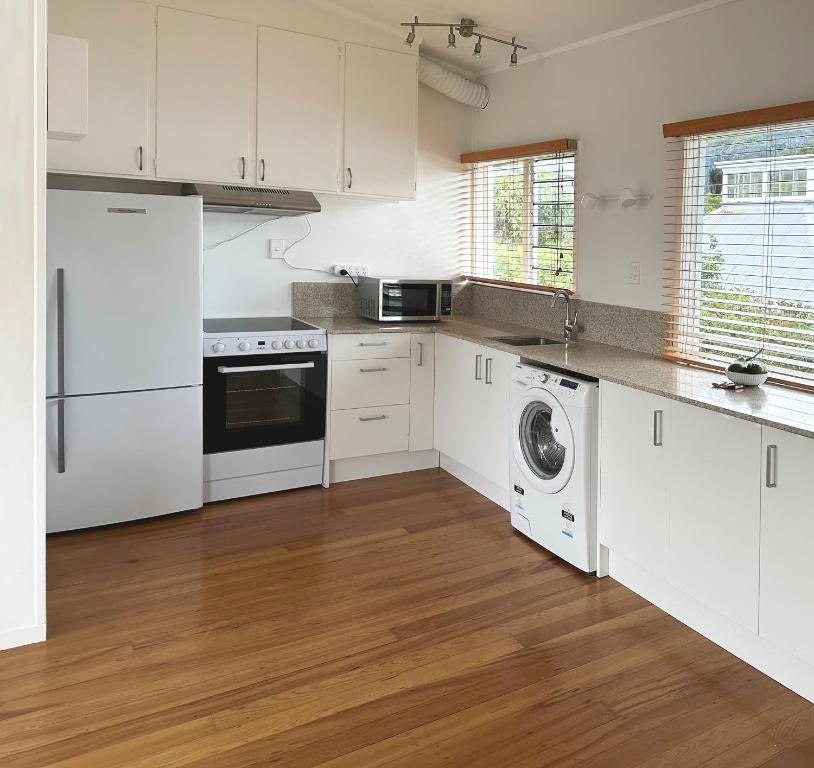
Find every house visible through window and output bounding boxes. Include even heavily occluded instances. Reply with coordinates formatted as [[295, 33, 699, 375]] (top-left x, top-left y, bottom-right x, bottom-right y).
[[461, 140, 576, 292], [664, 108, 814, 388]]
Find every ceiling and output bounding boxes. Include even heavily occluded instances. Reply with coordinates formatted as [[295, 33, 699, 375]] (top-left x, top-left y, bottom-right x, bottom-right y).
[[321, 0, 735, 73]]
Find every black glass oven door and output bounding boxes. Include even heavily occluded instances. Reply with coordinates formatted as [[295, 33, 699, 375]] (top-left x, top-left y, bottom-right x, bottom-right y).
[[203, 351, 327, 454], [380, 282, 438, 318]]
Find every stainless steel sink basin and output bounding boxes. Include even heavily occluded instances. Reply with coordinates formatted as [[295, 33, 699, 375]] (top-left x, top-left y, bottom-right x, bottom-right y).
[[487, 335, 564, 347]]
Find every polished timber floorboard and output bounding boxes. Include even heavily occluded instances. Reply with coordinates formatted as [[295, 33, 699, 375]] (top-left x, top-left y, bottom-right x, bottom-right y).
[[2, 469, 814, 767]]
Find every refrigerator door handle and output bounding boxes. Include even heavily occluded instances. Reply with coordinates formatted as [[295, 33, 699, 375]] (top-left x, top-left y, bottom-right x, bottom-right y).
[[57, 267, 65, 397], [57, 398, 66, 474]]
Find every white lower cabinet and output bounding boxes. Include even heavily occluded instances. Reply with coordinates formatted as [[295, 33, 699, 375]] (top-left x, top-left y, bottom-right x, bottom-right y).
[[600, 383, 761, 630], [760, 426, 814, 666], [599, 382, 671, 576], [433, 334, 517, 494], [329, 333, 434, 463]]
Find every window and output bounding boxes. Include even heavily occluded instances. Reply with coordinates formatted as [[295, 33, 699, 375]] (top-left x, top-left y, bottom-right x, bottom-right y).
[[461, 139, 577, 292], [664, 103, 814, 389]]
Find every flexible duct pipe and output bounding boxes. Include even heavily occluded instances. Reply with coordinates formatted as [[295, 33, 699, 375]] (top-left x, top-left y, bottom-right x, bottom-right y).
[[418, 57, 489, 109]]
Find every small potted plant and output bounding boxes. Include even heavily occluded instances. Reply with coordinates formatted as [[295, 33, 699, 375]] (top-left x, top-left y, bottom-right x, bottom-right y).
[[726, 350, 769, 387]]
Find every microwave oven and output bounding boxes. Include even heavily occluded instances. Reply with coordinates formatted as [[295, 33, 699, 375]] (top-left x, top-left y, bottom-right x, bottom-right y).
[[358, 278, 452, 322]]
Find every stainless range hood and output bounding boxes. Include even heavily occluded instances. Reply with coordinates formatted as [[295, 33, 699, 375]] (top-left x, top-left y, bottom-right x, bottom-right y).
[[182, 183, 321, 216]]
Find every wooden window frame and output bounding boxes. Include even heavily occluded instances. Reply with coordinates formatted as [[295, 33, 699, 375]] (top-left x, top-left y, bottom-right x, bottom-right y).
[[461, 139, 578, 294]]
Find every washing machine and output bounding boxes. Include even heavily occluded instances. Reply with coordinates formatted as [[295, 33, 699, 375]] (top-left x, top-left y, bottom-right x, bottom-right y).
[[509, 362, 599, 572]]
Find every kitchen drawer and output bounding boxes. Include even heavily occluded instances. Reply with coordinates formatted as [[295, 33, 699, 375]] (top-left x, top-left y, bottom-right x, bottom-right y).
[[330, 333, 410, 361], [330, 404, 409, 460], [331, 358, 410, 410]]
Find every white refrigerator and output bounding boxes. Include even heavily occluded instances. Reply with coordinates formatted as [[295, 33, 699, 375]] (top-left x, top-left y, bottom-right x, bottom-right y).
[[46, 190, 203, 532]]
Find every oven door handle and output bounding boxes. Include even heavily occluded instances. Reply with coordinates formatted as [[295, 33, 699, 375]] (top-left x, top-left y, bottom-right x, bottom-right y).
[[217, 362, 315, 373]]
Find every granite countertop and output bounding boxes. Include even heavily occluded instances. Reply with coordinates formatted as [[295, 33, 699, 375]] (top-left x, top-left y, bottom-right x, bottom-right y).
[[299, 315, 814, 440]]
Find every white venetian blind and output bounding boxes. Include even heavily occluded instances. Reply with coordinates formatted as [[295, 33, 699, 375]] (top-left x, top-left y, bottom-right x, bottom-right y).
[[461, 139, 577, 292], [664, 104, 814, 389]]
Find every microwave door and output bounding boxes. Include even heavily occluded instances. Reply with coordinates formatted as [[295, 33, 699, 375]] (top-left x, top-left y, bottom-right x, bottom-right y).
[[381, 282, 438, 319]]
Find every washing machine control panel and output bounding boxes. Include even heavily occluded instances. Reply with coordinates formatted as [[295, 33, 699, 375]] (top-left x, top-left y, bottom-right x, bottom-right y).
[[514, 365, 583, 400]]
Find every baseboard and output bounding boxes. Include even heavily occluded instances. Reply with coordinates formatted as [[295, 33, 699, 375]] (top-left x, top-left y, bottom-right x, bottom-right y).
[[439, 453, 509, 510], [330, 449, 439, 483], [610, 550, 814, 704], [0, 623, 46, 652]]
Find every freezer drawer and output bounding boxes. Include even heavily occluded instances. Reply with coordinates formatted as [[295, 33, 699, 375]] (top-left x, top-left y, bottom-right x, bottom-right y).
[[47, 387, 202, 532]]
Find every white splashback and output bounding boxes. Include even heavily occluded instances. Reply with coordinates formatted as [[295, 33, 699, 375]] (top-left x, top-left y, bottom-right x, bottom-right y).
[[203, 85, 471, 319]]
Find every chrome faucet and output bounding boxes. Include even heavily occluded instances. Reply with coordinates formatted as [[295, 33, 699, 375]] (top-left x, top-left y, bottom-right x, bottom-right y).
[[551, 289, 578, 341]]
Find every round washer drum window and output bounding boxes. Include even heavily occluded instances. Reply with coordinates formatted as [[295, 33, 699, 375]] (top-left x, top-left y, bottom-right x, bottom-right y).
[[519, 401, 567, 481]]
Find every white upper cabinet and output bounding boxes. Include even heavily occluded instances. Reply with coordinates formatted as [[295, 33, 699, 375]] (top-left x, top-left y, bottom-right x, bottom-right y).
[[257, 27, 340, 192], [760, 426, 814, 666], [48, 0, 154, 176], [156, 8, 255, 184], [343, 43, 418, 199]]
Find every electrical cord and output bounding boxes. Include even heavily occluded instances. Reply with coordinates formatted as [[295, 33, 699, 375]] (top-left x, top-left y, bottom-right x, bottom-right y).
[[203, 216, 276, 251], [280, 216, 334, 276], [340, 269, 358, 287]]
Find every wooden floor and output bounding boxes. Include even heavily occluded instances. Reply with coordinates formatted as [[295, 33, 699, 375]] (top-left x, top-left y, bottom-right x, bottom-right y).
[[2, 469, 813, 767]]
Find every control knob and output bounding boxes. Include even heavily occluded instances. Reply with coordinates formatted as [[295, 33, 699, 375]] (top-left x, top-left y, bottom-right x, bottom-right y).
[[308, 339, 320, 348], [211, 342, 226, 353], [238, 340, 251, 352], [540, 373, 550, 384], [284, 340, 295, 349], [296, 339, 307, 349], [271, 340, 283, 350]]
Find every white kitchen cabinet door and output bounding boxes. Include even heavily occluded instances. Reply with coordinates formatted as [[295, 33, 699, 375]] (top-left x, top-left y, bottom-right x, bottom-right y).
[[477, 347, 516, 488], [257, 27, 340, 191], [47, 34, 88, 141], [48, 0, 154, 176], [434, 334, 479, 469], [46, 387, 202, 532], [669, 402, 761, 631], [343, 43, 417, 199], [156, 8, 255, 183], [409, 334, 435, 452], [760, 426, 814, 665], [599, 382, 671, 577]]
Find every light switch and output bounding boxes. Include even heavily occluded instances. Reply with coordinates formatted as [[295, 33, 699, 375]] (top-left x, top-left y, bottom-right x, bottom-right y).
[[629, 261, 641, 285]]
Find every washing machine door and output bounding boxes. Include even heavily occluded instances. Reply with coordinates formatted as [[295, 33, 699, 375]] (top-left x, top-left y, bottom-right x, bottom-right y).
[[511, 389, 575, 494]]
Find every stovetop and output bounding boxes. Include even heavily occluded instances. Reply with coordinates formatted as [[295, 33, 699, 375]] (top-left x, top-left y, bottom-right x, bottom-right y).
[[203, 316, 321, 335]]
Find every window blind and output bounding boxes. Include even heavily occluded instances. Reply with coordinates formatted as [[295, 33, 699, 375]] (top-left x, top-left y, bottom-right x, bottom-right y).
[[462, 141, 576, 292], [664, 116, 814, 388]]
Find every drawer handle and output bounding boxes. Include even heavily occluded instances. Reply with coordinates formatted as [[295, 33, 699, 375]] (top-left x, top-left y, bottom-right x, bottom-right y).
[[358, 341, 388, 347], [766, 444, 778, 488], [359, 367, 387, 373], [359, 415, 387, 422]]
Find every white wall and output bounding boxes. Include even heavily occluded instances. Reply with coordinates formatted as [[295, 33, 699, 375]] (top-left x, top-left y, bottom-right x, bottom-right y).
[[473, 0, 814, 312], [0, 0, 47, 649], [203, 84, 471, 317]]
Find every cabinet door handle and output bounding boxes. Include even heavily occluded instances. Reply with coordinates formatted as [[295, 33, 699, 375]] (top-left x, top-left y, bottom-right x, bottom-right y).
[[347, 167, 353, 189], [359, 367, 387, 373], [474, 354, 483, 381], [766, 444, 778, 488], [137, 145, 143, 172], [417, 341, 423, 366], [359, 414, 386, 422], [57, 398, 66, 474], [485, 357, 493, 385], [259, 158, 266, 182], [240, 156, 246, 179], [653, 410, 663, 446]]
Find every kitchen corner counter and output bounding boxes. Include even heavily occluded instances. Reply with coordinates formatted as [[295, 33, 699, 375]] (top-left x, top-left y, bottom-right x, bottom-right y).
[[300, 315, 814, 440]]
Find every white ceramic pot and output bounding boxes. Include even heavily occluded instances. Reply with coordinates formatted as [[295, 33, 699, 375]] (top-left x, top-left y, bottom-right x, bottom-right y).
[[726, 369, 769, 387]]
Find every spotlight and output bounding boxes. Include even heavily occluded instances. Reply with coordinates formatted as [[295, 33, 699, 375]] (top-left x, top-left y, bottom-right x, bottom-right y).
[[473, 35, 482, 58], [447, 26, 456, 48], [404, 28, 416, 47], [509, 37, 518, 68]]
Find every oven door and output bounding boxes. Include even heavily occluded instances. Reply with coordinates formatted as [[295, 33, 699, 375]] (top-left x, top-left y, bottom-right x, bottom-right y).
[[203, 351, 327, 454], [380, 281, 439, 320]]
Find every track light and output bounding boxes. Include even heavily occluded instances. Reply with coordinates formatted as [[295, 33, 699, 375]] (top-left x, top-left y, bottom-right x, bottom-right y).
[[473, 35, 482, 58], [509, 37, 518, 68], [404, 15, 417, 47], [447, 26, 456, 48]]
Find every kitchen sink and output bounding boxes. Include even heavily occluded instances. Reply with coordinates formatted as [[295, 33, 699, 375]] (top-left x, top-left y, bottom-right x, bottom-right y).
[[487, 335, 564, 347]]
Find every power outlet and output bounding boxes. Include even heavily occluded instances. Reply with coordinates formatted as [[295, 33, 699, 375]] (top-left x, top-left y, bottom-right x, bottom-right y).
[[629, 261, 641, 285], [333, 264, 369, 278], [268, 239, 285, 259]]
